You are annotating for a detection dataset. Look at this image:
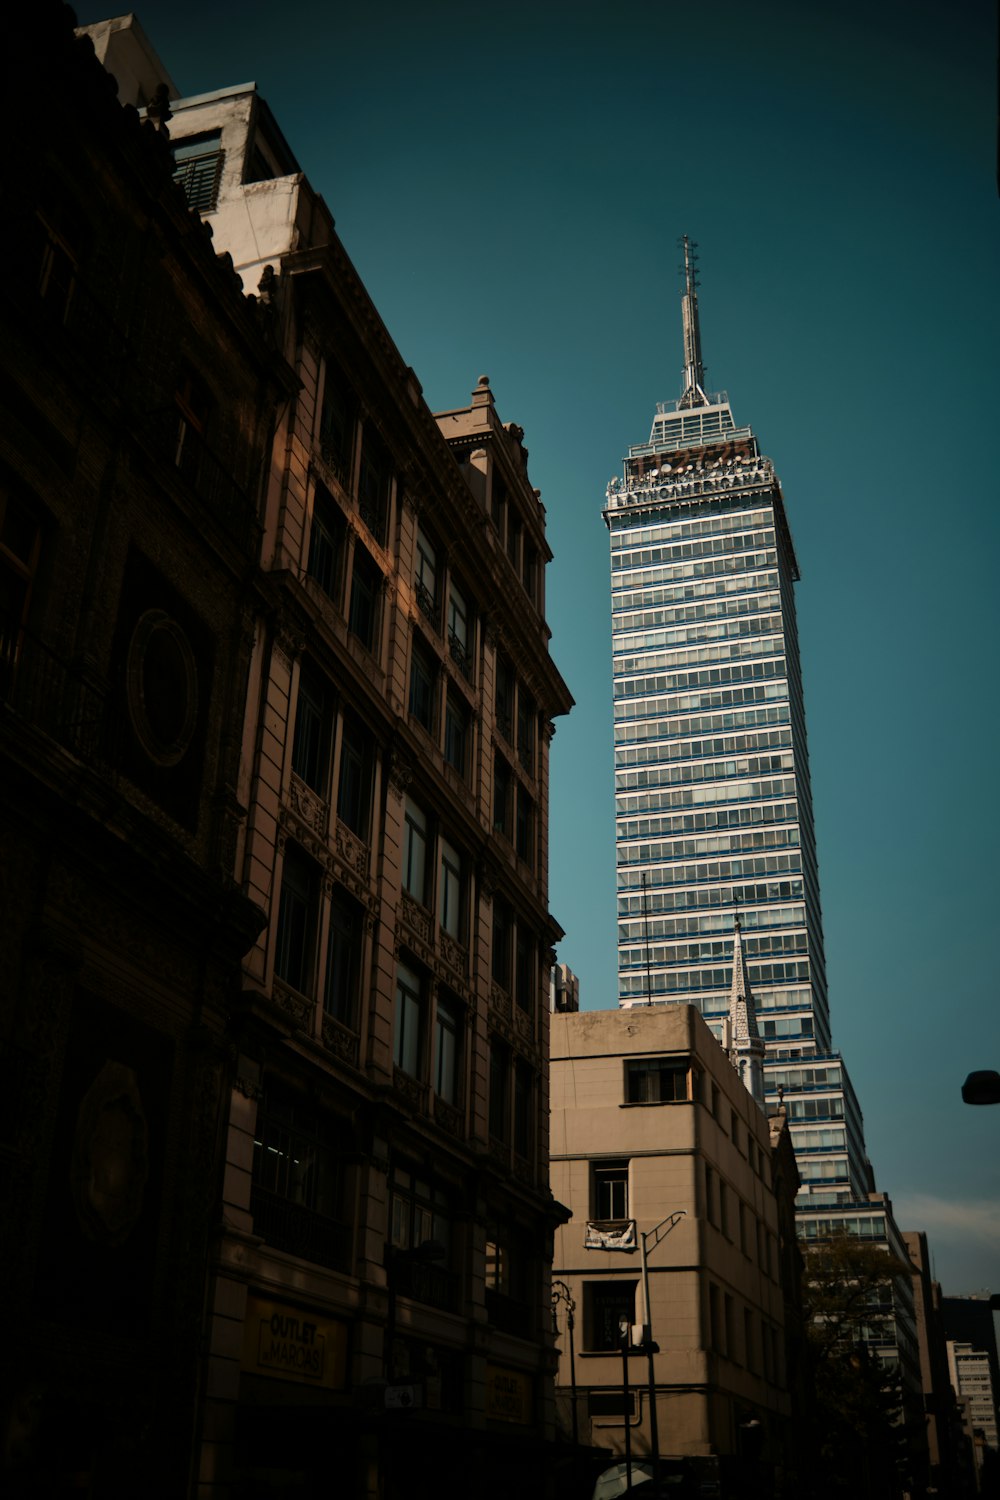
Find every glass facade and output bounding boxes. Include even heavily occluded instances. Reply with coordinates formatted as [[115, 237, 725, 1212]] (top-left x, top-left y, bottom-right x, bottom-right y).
[[605, 378, 872, 1208]]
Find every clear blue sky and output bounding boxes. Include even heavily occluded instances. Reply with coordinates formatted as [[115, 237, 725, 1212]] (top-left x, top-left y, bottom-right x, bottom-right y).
[[85, 0, 1000, 1295]]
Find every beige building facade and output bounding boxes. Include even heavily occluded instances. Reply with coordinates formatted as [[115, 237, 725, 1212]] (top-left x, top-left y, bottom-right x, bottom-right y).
[[550, 1005, 794, 1488]]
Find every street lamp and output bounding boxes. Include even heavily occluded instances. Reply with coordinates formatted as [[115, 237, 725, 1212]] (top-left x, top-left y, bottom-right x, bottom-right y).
[[961, 1070, 1000, 1105], [551, 1279, 579, 1452], [638, 1211, 685, 1498]]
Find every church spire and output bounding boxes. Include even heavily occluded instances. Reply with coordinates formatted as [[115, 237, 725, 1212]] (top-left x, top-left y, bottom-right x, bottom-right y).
[[678, 234, 710, 410], [726, 914, 767, 1110]]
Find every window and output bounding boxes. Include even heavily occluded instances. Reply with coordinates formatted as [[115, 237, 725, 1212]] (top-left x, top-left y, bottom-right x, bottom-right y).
[[516, 687, 535, 772], [444, 692, 468, 777], [394, 962, 424, 1077], [274, 844, 318, 995], [403, 799, 428, 904], [625, 1057, 692, 1104], [358, 425, 390, 545], [515, 785, 533, 865], [291, 661, 332, 795], [447, 582, 471, 677], [439, 837, 462, 939], [308, 483, 346, 601], [348, 544, 381, 653], [489, 1040, 510, 1142], [29, 209, 80, 323], [337, 713, 372, 838], [415, 526, 437, 623], [490, 477, 507, 535], [744, 1309, 756, 1372], [0, 485, 42, 700], [493, 753, 512, 839], [387, 1166, 457, 1313], [593, 1161, 629, 1221], [485, 1220, 533, 1337], [708, 1283, 722, 1351], [514, 928, 534, 1014], [495, 655, 514, 741], [409, 635, 436, 732], [492, 900, 511, 990], [513, 1062, 533, 1159], [324, 888, 362, 1028], [585, 1281, 637, 1352], [705, 1165, 718, 1226], [251, 1081, 352, 1270], [506, 514, 521, 572], [172, 132, 224, 212], [434, 994, 462, 1105], [318, 362, 356, 489], [522, 543, 537, 606], [173, 365, 210, 485]]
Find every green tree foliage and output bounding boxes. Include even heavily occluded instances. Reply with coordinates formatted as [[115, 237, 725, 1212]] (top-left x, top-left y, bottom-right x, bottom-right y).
[[801, 1232, 914, 1500]]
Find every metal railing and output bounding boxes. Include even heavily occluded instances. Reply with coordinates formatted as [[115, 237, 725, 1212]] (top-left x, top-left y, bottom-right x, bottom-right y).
[[1, 619, 114, 767], [249, 1184, 353, 1272]]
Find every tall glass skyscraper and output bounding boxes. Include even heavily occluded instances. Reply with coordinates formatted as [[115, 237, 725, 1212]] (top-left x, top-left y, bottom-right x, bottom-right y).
[[605, 239, 868, 1206]]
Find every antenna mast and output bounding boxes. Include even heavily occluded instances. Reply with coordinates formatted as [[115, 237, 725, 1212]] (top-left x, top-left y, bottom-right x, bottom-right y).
[[678, 234, 709, 410]]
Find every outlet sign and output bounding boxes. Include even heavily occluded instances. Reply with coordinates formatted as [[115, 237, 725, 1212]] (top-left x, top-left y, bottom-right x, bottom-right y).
[[241, 1295, 348, 1389]]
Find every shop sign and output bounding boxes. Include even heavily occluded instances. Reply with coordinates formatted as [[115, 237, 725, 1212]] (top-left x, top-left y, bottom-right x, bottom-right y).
[[241, 1295, 348, 1389], [485, 1364, 532, 1424]]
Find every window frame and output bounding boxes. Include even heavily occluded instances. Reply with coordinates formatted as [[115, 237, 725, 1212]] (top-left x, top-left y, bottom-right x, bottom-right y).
[[393, 962, 424, 1078]]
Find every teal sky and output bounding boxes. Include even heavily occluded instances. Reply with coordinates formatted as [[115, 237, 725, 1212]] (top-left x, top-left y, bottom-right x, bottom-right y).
[[83, 0, 1000, 1294]]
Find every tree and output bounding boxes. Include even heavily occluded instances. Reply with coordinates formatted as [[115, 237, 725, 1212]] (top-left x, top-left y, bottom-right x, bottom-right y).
[[800, 1232, 916, 1500]]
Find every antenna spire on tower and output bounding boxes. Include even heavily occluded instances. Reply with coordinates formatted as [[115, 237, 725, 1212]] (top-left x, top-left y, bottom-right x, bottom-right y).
[[678, 234, 709, 410]]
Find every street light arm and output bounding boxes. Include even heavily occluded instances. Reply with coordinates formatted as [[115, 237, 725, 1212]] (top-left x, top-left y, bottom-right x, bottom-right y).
[[640, 1209, 686, 1260]]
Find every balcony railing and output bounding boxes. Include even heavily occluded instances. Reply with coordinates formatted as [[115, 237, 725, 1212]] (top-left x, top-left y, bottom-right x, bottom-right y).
[[447, 628, 471, 680], [485, 1289, 534, 1340], [414, 578, 437, 625], [1, 619, 114, 767], [249, 1183, 353, 1273], [393, 1256, 460, 1314]]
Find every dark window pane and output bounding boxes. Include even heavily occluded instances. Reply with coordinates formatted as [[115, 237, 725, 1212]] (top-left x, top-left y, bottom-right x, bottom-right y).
[[324, 889, 362, 1027], [308, 485, 345, 600], [274, 846, 318, 995], [337, 714, 372, 838], [291, 663, 332, 794], [349, 545, 381, 651]]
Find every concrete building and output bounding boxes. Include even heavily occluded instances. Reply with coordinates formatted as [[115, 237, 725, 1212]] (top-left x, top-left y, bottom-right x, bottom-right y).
[[1, 6, 287, 1493], [947, 1342, 999, 1461], [550, 1004, 798, 1493], [79, 15, 575, 1499]]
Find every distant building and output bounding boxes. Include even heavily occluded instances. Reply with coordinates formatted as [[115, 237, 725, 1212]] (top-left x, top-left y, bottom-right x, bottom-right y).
[[948, 1341, 999, 1456], [79, 15, 575, 1499], [550, 1004, 800, 1493], [552, 961, 580, 1013]]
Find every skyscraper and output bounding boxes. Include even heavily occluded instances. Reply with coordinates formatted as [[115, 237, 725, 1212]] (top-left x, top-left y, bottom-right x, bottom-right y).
[[603, 243, 924, 1428], [605, 237, 869, 1204]]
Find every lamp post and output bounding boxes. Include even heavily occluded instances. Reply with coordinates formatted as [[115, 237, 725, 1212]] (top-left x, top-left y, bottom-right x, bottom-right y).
[[638, 1211, 685, 1498], [551, 1279, 579, 1452], [619, 1316, 633, 1494]]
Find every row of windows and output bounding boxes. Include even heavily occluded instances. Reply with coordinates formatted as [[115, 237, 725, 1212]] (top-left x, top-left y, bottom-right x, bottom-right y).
[[615, 704, 792, 748], [307, 483, 387, 653], [619, 965, 812, 998], [617, 800, 799, 841], [614, 657, 787, 701], [615, 680, 789, 725], [617, 826, 801, 866], [617, 851, 804, 890], [619, 932, 808, 969], [613, 610, 784, 658], [616, 751, 794, 792], [616, 727, 794, 771], [615, 633, 785, 678], [612, 527, 775, 570], [393, 960, 466, 1108], [612, 589, 782, 634], [610, 506, 773, 548], [618, 904, 805, 942], [769, 1065, 843, 1092], [613, 570, 780, 615], [612, 551, 776, 593], [618, 878, 805, 917], [616, 774, 797, 814]]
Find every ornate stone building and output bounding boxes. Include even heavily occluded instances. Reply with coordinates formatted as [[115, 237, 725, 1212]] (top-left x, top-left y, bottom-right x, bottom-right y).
[[1, 5, 288, 1495], [77, 16, 575, 1498]]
